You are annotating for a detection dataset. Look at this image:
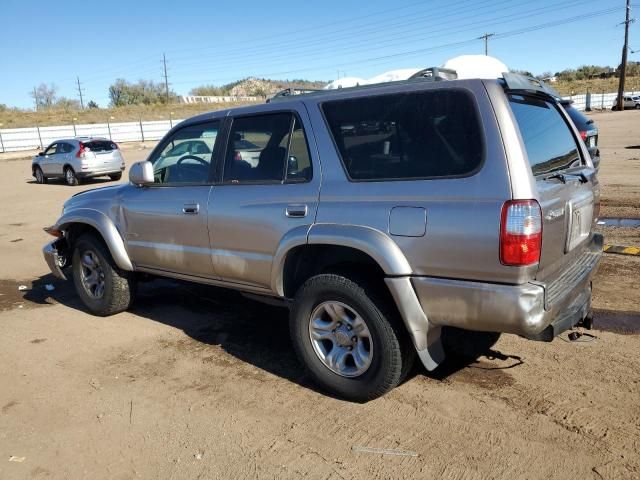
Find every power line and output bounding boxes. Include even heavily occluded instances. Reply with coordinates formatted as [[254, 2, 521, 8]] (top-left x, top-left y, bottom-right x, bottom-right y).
[[168, 0, 603, 82]]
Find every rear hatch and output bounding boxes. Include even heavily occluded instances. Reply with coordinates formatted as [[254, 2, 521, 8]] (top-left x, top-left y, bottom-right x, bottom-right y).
[[83, 140, 122, 169], [508, 93, 598, 284]]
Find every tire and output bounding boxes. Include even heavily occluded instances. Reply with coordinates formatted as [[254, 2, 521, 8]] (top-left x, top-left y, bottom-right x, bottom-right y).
[[34, 166, 47, 184], [64, 166, 79, 186], [290, 274, 414, 402], [635, 104, 640, 109], [109, 172, 123, 181], [72, 234, 135, 316]]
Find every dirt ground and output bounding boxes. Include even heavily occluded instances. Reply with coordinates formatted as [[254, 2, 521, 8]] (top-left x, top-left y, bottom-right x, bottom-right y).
[[0, 111, 638, 480]]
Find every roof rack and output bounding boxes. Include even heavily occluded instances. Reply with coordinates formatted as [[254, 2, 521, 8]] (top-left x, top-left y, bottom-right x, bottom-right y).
[[266, 66, 459, 103], [408, 67, 457, 81], [266, 87, 323, 103]]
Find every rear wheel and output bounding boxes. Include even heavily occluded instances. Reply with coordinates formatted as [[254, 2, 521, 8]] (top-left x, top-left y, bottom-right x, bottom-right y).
[[109, 172, 122, 181], [34, 166, 47, 184], [64, 166, 79, 186], [72, 234, 135, 316], [290, 274, 414, 402]]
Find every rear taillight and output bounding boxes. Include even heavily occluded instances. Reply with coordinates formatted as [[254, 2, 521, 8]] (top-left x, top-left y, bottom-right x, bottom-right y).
[[234, 151, 242, 161], [76, 142, 85, 158], [500, 200, 542, 266], [579, 131, 587, 141]]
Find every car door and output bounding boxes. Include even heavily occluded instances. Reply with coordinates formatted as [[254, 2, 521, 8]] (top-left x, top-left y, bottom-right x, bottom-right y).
[[40, 143, 59, 175], [120, 120, 222, 278], [207, 106, 320, 290], [55, 142, 74, 176]]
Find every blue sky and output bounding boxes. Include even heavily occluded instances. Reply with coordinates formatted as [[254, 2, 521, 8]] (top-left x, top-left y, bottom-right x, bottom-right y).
[[0, 0, 633, 108]]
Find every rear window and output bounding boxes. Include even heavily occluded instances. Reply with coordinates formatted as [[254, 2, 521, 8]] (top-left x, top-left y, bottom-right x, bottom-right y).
[[84, 140, 117, 152], [322, 89, 483, 180], [509, 95, 582, 175], [562, 104, 594, 131]]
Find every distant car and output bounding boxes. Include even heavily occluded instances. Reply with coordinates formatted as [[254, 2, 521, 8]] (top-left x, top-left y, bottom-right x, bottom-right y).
[[560, 100, 600, 170], [32, 138, 125, 186], [612, 95, 640, 110]]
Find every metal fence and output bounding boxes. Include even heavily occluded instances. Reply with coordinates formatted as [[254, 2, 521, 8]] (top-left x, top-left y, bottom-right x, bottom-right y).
[[562, 90, 640, 111], [0, 119, 183, 153], [2, 89, 640, 153]]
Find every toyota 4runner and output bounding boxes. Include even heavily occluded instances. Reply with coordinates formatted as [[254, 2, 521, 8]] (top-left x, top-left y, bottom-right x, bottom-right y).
[[43, 70, 602, 401]]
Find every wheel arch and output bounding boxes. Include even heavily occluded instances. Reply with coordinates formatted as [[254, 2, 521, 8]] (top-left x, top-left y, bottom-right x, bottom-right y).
[[272, 224, 412, 298], [57, 209, 134, 271]]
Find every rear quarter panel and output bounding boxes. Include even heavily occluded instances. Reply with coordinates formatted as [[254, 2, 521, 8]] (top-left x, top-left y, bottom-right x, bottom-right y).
[[306, 80, 534, 284]]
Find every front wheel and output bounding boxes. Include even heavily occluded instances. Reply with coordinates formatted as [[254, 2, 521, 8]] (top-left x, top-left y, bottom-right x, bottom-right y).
[[34, 166, 47, 184], [72, 234, 135, 316], [109, 172, 122, 181], [64, 166, 79, 186], [635, 104, 640, 109], [290, 274, 414, 402]]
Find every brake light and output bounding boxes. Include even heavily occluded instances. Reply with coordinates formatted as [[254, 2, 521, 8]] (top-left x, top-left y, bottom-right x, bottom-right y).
[[76, 142, 85, 158], [500, 200, 542, 266], [234, 151, 242, 161], [580, 131, 587, 141]]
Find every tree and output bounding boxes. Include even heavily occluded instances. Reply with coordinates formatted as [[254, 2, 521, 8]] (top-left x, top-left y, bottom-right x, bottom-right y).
[[29, 83, 58, 109], [108, 78, 176, 106], [87, 100, 99, 109], [55, 97, 81, 110]]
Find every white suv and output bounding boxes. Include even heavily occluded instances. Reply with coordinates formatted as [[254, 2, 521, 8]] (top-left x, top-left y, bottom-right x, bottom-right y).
[[32, 137, 125, 186]]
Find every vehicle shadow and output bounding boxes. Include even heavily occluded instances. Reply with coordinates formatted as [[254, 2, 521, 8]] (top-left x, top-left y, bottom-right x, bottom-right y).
[[624, 145, 640, 149], [21, 274, 524, 398], [25, 178, 113, 185]]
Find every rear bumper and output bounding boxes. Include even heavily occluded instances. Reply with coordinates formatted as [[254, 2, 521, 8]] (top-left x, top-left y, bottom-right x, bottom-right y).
[[77, 165, 125, 178], [411, 233, 603, 339], [43, 240, 68, 280]]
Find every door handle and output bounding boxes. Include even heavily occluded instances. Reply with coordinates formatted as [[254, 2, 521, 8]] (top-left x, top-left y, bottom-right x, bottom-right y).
[[182, 203, 199, 214], [286, 204, 308, 218]]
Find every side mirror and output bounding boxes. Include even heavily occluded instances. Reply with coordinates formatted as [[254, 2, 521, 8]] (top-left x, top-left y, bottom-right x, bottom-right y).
[[129, 161, 154, 186], [38, 152, 44, 156]]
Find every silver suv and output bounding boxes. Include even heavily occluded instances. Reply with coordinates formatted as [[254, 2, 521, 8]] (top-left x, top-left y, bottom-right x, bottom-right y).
[[32, 137, 125, 186], [42, 71, 602, 401]]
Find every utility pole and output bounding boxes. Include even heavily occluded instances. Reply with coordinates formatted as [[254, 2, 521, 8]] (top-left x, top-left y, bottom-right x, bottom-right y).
[[33, 86, 39, 111], [163, 53, 170, 104], [76, 76, 85, 109], [478, 33, 495, 56], [616, 0, 632, 111]]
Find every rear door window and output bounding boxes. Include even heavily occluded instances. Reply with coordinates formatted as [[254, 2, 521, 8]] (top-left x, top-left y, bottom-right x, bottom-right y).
[[223, 112, 313, 184], [322, 89, 483, 180], [509, 95, 582, 175]]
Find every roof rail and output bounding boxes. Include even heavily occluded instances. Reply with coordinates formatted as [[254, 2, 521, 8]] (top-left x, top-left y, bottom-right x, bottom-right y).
[[266, 87, 322, 103], [408, 67, 458, 81], [266, 66, 459, 103]]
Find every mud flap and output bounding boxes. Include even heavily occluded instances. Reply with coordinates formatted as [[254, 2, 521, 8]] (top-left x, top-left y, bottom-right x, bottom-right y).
[[384, 277, 445, 371]]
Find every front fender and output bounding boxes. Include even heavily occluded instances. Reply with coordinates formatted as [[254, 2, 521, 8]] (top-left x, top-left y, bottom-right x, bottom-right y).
[[56, 208, 134, 271]]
